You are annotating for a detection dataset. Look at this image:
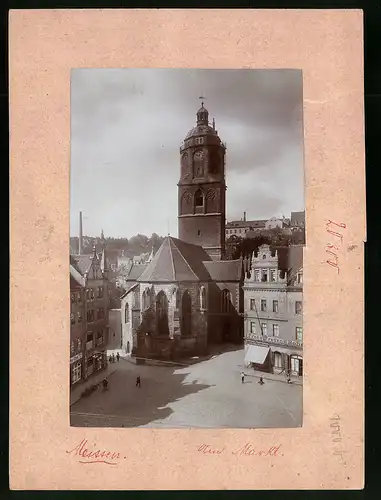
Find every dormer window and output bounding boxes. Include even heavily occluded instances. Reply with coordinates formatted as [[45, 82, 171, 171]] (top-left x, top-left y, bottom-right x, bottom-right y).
[[261, 270, 268, 282], [270, 269, 276, 282]]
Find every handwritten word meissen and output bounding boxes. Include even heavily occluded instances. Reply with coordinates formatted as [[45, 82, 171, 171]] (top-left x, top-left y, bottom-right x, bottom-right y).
[[325, 220, 347, 274], [66, 439, 121, 465], [197, 443, 283, 457]]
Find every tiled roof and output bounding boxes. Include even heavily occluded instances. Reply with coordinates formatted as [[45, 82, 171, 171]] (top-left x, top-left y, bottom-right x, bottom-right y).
[[203, 260, 242, 282], [71, 254, 93, 275], [138, 236, 212, 282], [126, 263, 147, 281]]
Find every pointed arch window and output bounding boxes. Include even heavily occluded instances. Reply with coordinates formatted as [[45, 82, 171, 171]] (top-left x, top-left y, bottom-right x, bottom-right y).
[[221, 289, 232, 313], [194, 189, 204, 214], [200, 286, 207, 310], [125, 303, 129, 323]]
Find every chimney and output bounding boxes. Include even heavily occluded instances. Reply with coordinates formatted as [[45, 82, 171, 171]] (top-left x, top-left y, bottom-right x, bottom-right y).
[[243, 211, 246, 222], [79, 211, 83, 255]]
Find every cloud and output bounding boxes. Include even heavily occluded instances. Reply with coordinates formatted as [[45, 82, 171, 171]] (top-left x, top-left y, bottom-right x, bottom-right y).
[[70, 69, 304, 238]]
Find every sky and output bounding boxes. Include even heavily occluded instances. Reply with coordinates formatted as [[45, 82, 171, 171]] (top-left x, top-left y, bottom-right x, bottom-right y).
[[70, 68, 305, 239]]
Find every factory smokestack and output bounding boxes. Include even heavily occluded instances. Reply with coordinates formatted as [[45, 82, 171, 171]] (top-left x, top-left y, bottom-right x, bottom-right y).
[[79, 211, 83, 255], [243, 211, 246, 222]]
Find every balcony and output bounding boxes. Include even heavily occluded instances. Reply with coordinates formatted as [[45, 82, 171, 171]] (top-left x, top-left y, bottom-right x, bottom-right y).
[[86, 340, 93, 351], [245, 333, 302, 349]]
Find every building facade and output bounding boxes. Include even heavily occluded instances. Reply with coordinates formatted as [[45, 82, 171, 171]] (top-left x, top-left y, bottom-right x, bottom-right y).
[[243, 244, 303, 376], [69, 246, 110, 388]]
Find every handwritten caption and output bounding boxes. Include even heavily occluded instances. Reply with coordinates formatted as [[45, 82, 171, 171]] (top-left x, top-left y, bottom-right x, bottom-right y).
[[66, 439, 283, 465], [325, 220, 347, 274], [330, 414, 347, 464], [197, 443, 283, 457]]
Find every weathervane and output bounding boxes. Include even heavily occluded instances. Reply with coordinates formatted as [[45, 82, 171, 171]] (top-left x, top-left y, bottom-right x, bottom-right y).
[[199, 95, 206, 107]]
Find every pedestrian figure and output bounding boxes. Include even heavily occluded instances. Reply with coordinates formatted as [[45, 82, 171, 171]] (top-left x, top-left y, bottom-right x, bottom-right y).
[[241, 371, 245, 384], [116, 352, 120, 362], [112, 353, 116, 363], [286, 373, 291, 384], [258, 376, 264, 385], [136, 376, 141, 388], [102, 379, 108, 391], [109, 355, 112, 364]]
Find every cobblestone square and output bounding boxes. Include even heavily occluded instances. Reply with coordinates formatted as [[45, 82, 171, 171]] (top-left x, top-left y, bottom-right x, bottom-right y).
[[70, 348, 302, 428]]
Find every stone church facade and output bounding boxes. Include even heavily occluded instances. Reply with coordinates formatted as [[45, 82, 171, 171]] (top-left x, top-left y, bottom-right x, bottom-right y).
[[120, 104, 244, 360]]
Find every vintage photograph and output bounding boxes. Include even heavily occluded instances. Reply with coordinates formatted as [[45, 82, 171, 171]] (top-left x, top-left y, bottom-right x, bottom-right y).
[[69, 68, 305, 429]]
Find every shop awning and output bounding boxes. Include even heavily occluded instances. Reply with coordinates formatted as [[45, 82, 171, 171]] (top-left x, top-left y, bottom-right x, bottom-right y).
[[245, 345, 270, 365]]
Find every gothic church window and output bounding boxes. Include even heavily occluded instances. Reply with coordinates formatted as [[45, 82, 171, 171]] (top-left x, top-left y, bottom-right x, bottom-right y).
[[125, 303, 129, 323], [200, 286, 207, 309], [221, 289, 232, 313], [194, 189, 204, 214]]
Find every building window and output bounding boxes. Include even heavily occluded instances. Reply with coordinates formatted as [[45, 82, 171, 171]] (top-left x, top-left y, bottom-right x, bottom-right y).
[[77, 291, 82, 303], [86, 309, 94, 323], [197, 230, 201, 236], [72, 362, 82, 384], [97, 308, 105, 320], [221, 289, 231, 313], [270, 269, 276, 282], [77, 338, 81, 351], [262, 270, 268, 282], [274, 352, 282, 368], [295, 301, 302, 315], [250, 299, 255, 310], [125, 303, 129, 323], [296, 327, 303, 343], [200, 286, 207, 309], [90, 289, 95, 300], [261, 299, 267, 312], [263, 254, 266, 260], [71, 293, 76, 304], [273, 324, 279, 337], [261, 323, 267, 336], [77, 311, 82, 323], [273, 300, 278, 313], [86, 332, 93, 343], [86, 289, 90, 301], [250, 322, 256, 334], [70, 313, 75, 325], [254, 270, 260, 282], [71, 341, 75, 355], [297, 272, 303, 284], [97, 286, 104, 298]]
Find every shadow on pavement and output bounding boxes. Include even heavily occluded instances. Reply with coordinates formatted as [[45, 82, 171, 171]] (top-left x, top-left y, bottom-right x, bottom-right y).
[[70, 363, 211, 428]]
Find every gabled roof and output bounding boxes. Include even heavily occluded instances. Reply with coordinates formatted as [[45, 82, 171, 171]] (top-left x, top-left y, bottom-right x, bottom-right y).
[[70, 264, 85, 288], [137, 236, 212, 282], [203, 260, 243, 282], [71, 254, 93, 275], [286, 245, 304, 283], [120, 282, 139, 299]]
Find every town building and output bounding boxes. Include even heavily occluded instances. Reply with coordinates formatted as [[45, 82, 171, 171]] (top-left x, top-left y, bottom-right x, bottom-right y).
[[120, 103, 245, 360], [225, 214, 267, 238], [243, 243, 303, 376], [69, 245, 110, 388]]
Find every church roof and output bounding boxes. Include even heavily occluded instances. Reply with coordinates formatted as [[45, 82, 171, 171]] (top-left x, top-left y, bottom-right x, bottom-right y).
[[185, 124, 218, 140], [126, 263, 147, 281], [70, 264, 85, 288], [203, 260, 243, 282], [137, 236, 212, 283]]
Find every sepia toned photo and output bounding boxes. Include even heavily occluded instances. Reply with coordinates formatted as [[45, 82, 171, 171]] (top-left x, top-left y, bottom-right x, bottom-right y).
[[69, 68, 305, 429]]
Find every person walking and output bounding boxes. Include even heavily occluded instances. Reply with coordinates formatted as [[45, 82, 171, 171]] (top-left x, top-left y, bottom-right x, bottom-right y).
[[136, 376, 141, 388], [241, 371, 245, 384], [258, 376, 264, 385], [109, 355, 112, 364], [116, 352, 120, 362], [112, 353, 116, 364]]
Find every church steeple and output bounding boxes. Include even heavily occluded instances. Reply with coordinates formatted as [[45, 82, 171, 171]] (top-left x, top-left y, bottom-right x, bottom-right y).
[[178, 103, 226, 260]]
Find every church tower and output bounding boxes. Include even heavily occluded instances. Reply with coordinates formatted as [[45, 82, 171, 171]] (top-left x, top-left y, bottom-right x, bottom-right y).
[[178, 103, 226, 260]]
